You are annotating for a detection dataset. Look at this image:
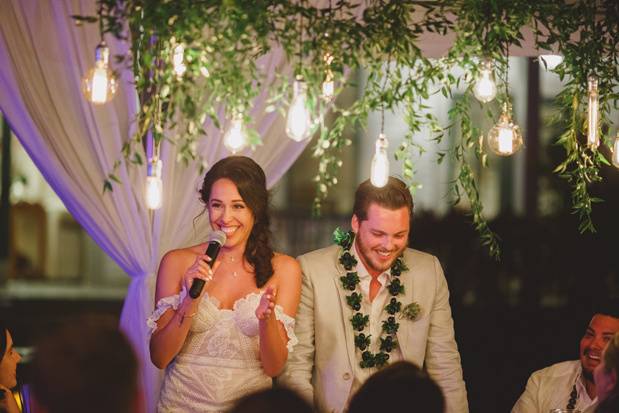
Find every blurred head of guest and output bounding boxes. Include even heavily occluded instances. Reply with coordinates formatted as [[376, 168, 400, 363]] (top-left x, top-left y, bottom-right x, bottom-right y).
[[347, 360, 444, 413], [579, 307, 619, 393], [0, 325, 21, 390], [30, 316, 142, 413], [0, 324, 22, 413], [593, 331, 619, 413], [228, 386, 313, 413]]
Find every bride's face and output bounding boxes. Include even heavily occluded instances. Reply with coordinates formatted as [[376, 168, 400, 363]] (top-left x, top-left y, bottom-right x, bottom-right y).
[[207, 178, 255, 250]]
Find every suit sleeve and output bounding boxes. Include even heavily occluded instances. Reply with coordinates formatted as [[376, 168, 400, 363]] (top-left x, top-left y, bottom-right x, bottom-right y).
[[278, 257, 315, 404], [511, 372, 541, 413], [424, 256, 469, 413]]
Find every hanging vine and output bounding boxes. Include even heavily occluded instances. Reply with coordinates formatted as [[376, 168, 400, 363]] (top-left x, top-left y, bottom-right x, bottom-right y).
[[73, 0, 619, 259]]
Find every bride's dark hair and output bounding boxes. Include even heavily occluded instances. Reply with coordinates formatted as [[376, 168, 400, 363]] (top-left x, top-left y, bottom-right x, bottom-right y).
[[200, 156, 274, 287]]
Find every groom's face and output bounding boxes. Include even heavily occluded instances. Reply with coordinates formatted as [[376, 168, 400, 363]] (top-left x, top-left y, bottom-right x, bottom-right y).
[[351, 203, 410, 277]]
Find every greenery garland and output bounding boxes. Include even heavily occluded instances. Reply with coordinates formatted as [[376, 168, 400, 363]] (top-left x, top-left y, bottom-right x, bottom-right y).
[[333, 227, 408, 369], [73, 1, 619, 260]]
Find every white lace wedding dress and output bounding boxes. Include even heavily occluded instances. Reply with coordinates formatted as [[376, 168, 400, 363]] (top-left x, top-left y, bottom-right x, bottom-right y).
[[147, 287, 298, 413]]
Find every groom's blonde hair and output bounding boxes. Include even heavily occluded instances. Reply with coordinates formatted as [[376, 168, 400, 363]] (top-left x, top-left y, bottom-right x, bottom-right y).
[[353, 177, 413, 222]]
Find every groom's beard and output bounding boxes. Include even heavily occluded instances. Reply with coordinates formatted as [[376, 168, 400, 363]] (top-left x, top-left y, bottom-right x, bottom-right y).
[[355, 232, 407, 275]]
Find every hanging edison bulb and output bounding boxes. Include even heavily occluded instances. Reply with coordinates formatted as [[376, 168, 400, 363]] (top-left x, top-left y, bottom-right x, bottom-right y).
[[286, 78, 313, 141], [473, 59, 497, 103], [370, 133, 390, 187], [612, 133, 619, 168], [172, 43, 187, 78], [487, 103, 524, 156], [145, 157, 163, 210], [223, 116, 249, 153], [82, 42, 118, 104], [587, 76, 600, 150], [322, 53, 335, 101]]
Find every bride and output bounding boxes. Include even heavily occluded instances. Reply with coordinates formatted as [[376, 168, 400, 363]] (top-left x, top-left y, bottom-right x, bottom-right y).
[[148, 156, 302, 412]]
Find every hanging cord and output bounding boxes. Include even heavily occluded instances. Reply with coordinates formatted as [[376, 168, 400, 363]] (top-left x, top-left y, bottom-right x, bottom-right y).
[[503, 40, 509, 103], [298, 3, 304, 73], [380, 50, 393, 134], [98, 1, 104, 42]]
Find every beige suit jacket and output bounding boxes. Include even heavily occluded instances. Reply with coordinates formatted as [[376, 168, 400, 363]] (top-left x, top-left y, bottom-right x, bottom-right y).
[[280, 245, 468, 413]]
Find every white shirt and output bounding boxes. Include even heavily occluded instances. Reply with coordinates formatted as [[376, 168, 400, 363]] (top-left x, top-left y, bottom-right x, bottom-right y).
[[511, 360, 597, 413], [349, 241, 404, 396]]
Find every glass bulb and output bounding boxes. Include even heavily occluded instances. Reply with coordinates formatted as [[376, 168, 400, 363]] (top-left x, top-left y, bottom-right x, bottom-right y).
[[612, 134, 619, 168], [473, 59, 497, 103], [81, 42, 118, 104], [322, 53, 335, 101], [145, 158, 163, 210], [322, 73, 335, 102], [286, 80, 313, 142], [172, 43, 186, 78], [587, 76, 600, 150], [370, 133, 390, 188], [539, 54, 563, 70], [223, 117, 248, 153], [488, 104, 524, 156]]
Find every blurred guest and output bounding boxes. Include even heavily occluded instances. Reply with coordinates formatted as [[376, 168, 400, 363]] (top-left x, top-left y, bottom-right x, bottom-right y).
[[588, 331, 619, 413], [347, 360, 444, 413], [227, 387, 313, 413], [0, 324, 21, 413], [512, 306, 619, 413], [30, 316, 142, 413]]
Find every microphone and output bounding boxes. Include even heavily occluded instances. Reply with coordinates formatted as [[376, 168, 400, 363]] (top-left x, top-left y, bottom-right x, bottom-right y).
[[188, 230, 227, 299]]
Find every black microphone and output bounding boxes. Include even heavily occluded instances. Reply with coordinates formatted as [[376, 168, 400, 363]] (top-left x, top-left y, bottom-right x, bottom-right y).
[[189, 230, 227, 299]]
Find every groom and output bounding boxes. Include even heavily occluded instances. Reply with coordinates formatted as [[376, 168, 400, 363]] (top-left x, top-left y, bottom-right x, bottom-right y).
[[280, 177, 468, 413]]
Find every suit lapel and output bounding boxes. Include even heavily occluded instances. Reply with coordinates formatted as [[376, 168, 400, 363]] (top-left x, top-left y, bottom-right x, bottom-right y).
[[395, 253, 415, 358], [333, 252, 358, 372]]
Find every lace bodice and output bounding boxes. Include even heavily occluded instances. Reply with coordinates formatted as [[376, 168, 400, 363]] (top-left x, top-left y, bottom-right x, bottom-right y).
[[148, 288, 297, 412]]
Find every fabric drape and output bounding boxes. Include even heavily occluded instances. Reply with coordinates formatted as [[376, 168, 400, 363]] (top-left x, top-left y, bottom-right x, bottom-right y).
[[0, 1, 308, 411]]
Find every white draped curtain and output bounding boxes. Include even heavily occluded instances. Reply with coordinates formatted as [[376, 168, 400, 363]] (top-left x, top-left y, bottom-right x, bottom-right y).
[[0, 1, 309, 411]]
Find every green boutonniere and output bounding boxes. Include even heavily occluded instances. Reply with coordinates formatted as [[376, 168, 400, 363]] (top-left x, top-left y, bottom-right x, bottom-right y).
[[400, 302, 421, 321]]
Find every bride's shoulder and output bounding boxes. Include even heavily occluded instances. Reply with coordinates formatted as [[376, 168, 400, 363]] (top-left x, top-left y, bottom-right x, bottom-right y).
[[271, 253, 301, 279], [161, 244, 204, 266]]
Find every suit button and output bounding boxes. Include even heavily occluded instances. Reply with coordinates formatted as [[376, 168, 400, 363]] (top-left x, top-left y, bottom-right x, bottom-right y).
[[343, 372, 351, 380]]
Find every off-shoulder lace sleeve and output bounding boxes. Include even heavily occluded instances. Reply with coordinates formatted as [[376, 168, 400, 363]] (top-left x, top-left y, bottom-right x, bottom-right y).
[[274, 305, 298, 353], [146, 287, 187, 336]]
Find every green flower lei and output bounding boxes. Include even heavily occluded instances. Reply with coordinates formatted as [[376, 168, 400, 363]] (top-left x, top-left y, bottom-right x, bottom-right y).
[[333, 227, 408, 369]]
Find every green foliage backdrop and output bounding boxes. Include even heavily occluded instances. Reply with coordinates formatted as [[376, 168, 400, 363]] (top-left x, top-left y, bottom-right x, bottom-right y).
[[75, 0, 619, 258]]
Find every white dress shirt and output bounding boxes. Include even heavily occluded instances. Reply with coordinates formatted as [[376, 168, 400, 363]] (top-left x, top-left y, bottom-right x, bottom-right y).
[[349, 241, 403, 396], [511, 360, 596, 413]]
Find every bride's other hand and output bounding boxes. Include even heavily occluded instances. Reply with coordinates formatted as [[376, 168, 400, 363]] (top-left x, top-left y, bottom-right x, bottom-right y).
[[256, 286, 277, 320]]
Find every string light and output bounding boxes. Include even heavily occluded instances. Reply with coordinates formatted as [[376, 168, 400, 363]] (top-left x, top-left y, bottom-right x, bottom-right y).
[[145, 156, 163, 210], [223, 116, 249, 153], [488, 102, 523, 156], [587, 75, 600, 150], [82, 42, 118, 104], [322, 52, 335, 101], [370, 133, 389, 187], [473, 59, 497, 103], [286, 78, 313, 141], [172, 43, 186, 78]]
